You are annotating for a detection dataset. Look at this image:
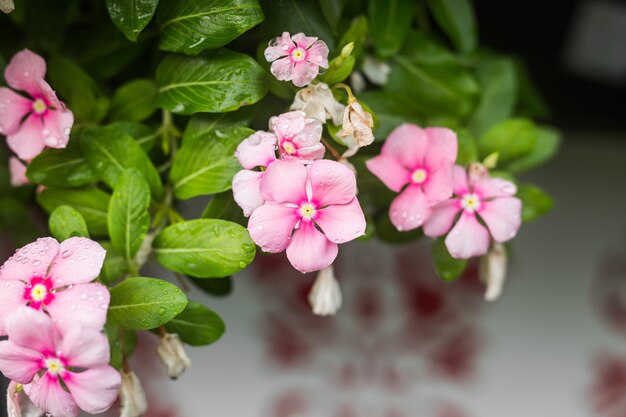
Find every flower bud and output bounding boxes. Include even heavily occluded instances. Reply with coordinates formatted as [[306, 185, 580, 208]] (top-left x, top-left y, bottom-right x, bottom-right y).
[[7, 382, 43, 417], [157, 333, 191, 379], [290, 82, 345, 126], [120, 371, 147, 417], [308, 265, 342, 316], [338, 101, 375, 158], [0, 0, 14, 13], [480, 243, 508, 301]]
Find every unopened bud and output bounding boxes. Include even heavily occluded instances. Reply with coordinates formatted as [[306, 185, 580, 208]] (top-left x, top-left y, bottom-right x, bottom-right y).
[[308, 265, 342, 316], [482, 152, 499, 170], [119, 371, 147, 417], [480, 243, 508, 301], [157, 333, 191, 379]]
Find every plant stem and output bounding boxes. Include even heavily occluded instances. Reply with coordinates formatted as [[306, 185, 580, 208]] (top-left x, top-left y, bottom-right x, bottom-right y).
[[321, 137, 343, 161]]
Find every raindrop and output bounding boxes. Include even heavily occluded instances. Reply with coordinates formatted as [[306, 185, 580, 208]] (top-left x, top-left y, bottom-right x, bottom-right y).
[[60, 249, 72, 259], [157, 307, 166, 315]]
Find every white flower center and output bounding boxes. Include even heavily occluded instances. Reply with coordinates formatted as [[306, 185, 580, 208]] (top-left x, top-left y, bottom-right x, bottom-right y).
[[32, 99, 47, 115], [282, 141, 296, 155], [411, 168, 428, 184], [44, 358, 64, 375], [460, 193, 481, 212], [30, 283, 48, 301], [299, 202, 316, 220], [291, 48, 306, 62]]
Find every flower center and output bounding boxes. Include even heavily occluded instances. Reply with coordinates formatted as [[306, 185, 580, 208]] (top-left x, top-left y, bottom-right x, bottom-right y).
[[30, 283, 47, 301], [299, 202, 316, 220], [44, 358, 64, 375], [282, 141, 297, 155], [411, 168, 428, 184], [32, 98, 47, 115], [291, 48, 306, 62], [24, 276, 54, 308], [460, 193, 481, 212]]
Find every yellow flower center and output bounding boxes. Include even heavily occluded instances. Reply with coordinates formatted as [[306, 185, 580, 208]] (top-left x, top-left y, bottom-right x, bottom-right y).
[[32, 99, 47, 115], [30, 284, 47, 301], [45, 358, 64, 375], [411, 168, 428, 184], [282, 141, 296, 155], [291, 48, 306, 61], [300, 203, 316, 219], [461, 193, 481, 212]]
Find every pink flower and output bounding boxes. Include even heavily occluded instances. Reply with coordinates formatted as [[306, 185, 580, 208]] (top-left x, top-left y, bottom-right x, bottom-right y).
[[9, 156, 29, 187], [248, 159, 366, 273], [270, 111, 324, 161], [366, 124, 458, 232], [264, 32, 329, 87], [0, 49, 73, 160], [423, 166, 522, 259], [0, 306, 120, 417], [0, 237, 108, 335]]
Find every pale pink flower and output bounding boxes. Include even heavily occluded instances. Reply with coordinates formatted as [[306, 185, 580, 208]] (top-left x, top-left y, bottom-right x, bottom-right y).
[[270, 110, 324, 161], [423, 166, 522, 259], [0, 237, 108, 335], [0, 50, 73, 160], [0, 307, 120, 417], [264, 32, 329, 87], [248, 159, 365, 273], [9, 156, 29, 187], [366, 124, 458, 232]]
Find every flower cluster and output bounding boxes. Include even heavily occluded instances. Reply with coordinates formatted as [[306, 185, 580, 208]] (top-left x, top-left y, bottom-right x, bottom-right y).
[[0, 237, 120, 417]]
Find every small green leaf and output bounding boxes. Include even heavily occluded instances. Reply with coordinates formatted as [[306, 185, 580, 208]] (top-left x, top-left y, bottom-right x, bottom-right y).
[[189, 276, 233, 297], [165, 300, 225, 346], [105, 322, 137, 369], [517, 184, 554, 222], [108, 79, 159, 122], [337, 16, 368, 59], [368, 0, 414, 58], [157, 0, 264, 55], [108, 277, 188, 330], [432, 238, 467, 281], [108, 170, 151, 261], [153, 219, 256, 278], [106, 0, 159, 42], [319, 43, 355, 85], [26, 140, 96, 188], [508, 127, 562, 173], [99, 242, 128, 285], [49, 206, 90, 241], [201, 192, 246, 226], [428, 0, 477, 53], [478, 118, 538, 166]]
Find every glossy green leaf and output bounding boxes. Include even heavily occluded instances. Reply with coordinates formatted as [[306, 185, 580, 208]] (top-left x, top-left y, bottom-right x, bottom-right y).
[[109, 277, 187, 330], [157, 0, 264, 55], [432, 238, 467, 281], [99, 242, 128, 285], [106, 0, 159, 41], [170, 126, 253, 199], [105, 322, 137, 369], [153, 219, 256, 278], [189, 276, 233, 297], [517, 184, 554, 222], [107, 121, 158, 152], [156, 50, 268, 115], [183, 107, 254, 145], [164, 300, 225, 346], [337, 15, 368, 59], [108, 79, 159, 122], [478, 118, 537, 166], [26, 140, 97, 188], [201, 192, 246, 226], [508, 127, 562, 173], [368, 0, 414, 58], [428, 0, 477, 53], [49, 205, 90, 241]]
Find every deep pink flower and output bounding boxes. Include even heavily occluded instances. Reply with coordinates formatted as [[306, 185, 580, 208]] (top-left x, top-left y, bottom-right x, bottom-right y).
[[270, 111, 324, 161], [248, 159, 366, 273], [0, 49, 73, 160], [423, 166, 522, 259], [366, 124, 458, 232], [9, 156, 29, 187], [0, 237, 108, 335], [0, 306, 120, 417], [264, 32, 329, 87]]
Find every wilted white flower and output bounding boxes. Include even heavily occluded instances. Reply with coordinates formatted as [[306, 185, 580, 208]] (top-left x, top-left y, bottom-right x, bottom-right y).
[[7, 382, 43, 417], [157, 333, 191, 379], [339, 101, 375, 158], [480, 243, 508, 301], [0, 0, 14, 13], [290, 82, 345, 125], [120, 371, 147, 417], [361, 56, 391, 86], [308, 265, 342, 316]]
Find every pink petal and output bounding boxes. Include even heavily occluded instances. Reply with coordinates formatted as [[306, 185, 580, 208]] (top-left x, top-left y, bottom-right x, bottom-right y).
[[423, 127, 458, 169], [422, 163, 453, 205], [35, 78, 62, 109], [306, 40, 329, 69], [0, 237, 59, 282], [451, 165, 469, 195], [4, 306, 59, 354], [473, 177, 518, 199], [479, 197, 522, 243], [381, 123, 427, 170], [61, 326, 110, 368], [0, 87, 32, 135], [269, 111, 306, 139], [264, 32, 293, 62], [444, 213, 490, 259], [4, 49, 47, 97], [315, 198, 366, 244], [292, 33, 319, 49], [0, 280, 26, 335], [6, 114, 46, 160], [232, 170, 265, 217], [235, 131, 277, 169], [9, 156, 29, 187], [423, 199, 461, 237], [286, 221, 338, 273], [389, 185, 431, 231], [270, 58, 294, 82], [260, 159, 308, 204], [40, 109, 73, 149], [292, 118, 322, 149], [48, 238, 106, 286], [0, 341, 42, 383], [248, 203, 299, 253], [365, 154, 411, 193], [46, 283, 109, 333], [291, 61, 320, 87], [27, 374, 79, 417], [308, 159, 357, 206], [64, 367, 121, 414], [293, 143, 325, 161]]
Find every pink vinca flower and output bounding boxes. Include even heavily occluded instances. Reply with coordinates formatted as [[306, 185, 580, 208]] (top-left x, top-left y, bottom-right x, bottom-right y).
[[0, 49, 73, 160], [248, 159, 366, 273], [271, 110, 324, 161], [0, 237, 108, 335], [264, 32, 329, 87], [9, 156, 29, 187], [366, 123, 458, 232], [423, 166, 522, 259], [0, 307, 120, 417]]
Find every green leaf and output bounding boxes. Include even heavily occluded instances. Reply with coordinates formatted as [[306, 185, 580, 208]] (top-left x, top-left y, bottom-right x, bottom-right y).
[[432, 238, 467, 281], [375, 212, 423, 244], [201, 192, 246, 226], [319, 0, 348, 30], [337, 15, 368, 59], [189, 276, 233, 297], [108, 170, 151, 262], [108, 277, 188, 330], [183, 107, 254, 145], [156, 50, 268, 115], [368, 0, 414, 58], [517, 184, 554, 222], [99, 242, 128, 285], [37, 188, 111, 237], [456, 129, 478, 165], [507, 127, 562, 173], [428, 0, 477, 53], [318, 43, 355, 85], [107, 121, 158, 152], [153, 219, 256, 278], [106, 0, 159, 42], [164, 300, 225, 346], [81, 126, 163, 199], [359, 91, 424, 139], [26, 140, 97, 188], [478, 118, 537, 166], [157, 0, 264, 55], [105, 322, 137, 370], [49, 206, 90, 241], [170, 126, 253, 199], [108, 79, 159, 122]]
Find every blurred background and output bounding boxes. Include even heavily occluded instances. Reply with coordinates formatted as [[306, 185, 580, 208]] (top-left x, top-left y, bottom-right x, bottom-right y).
[[2, 0, 626, 416]]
